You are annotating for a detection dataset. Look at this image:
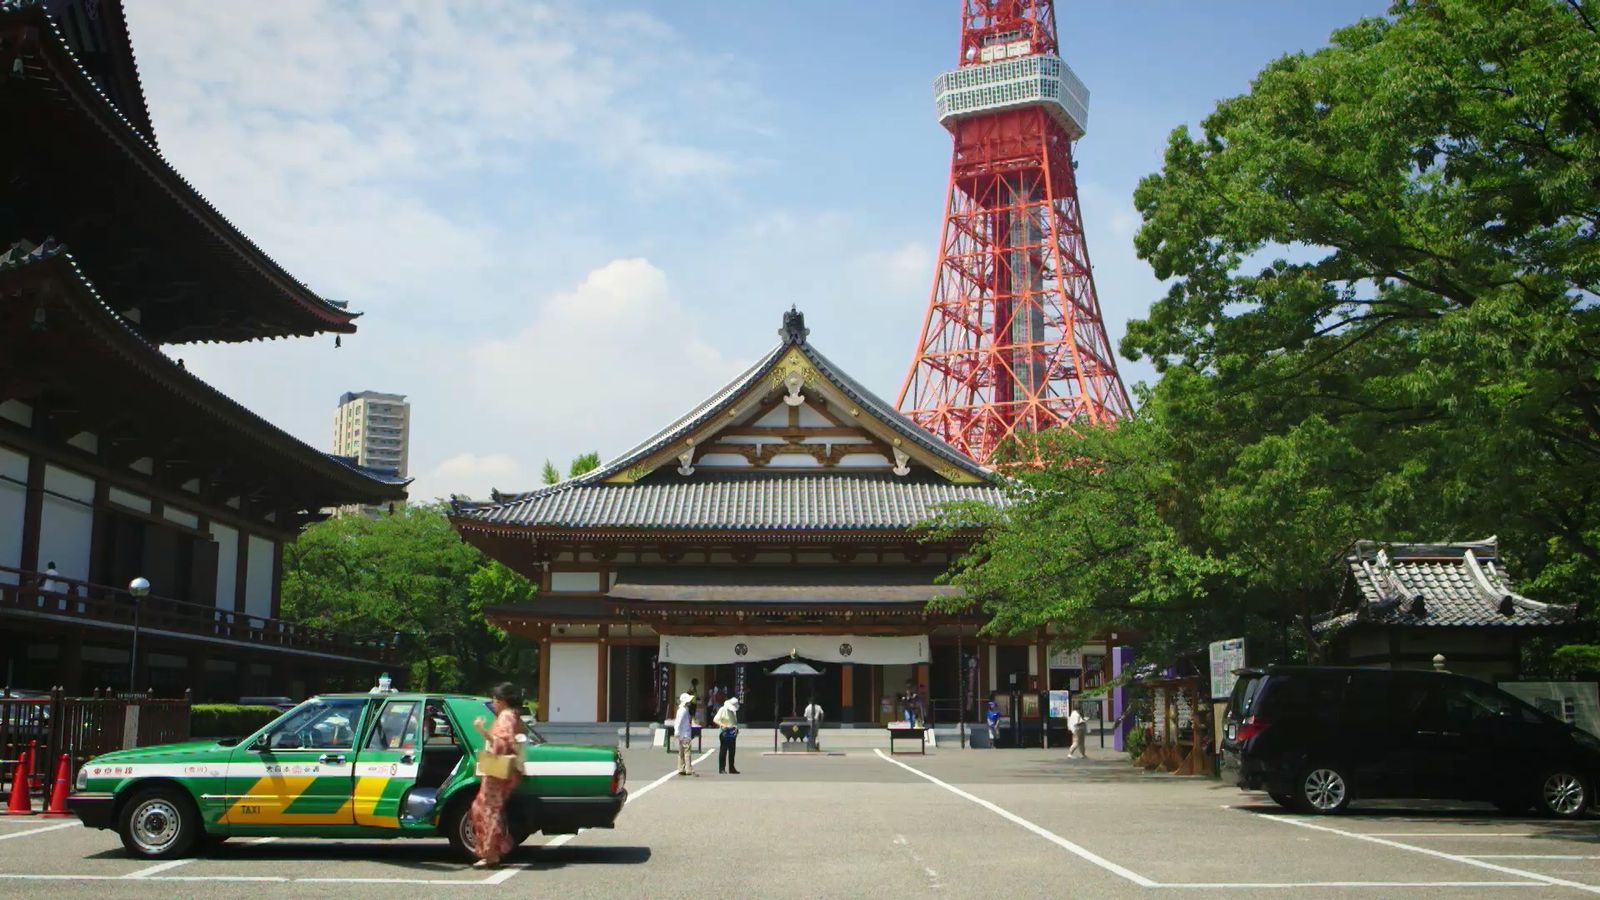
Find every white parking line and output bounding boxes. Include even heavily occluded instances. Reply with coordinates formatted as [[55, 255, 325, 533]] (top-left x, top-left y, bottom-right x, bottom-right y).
[[0, 821, 79, 841], [1161, 882, 1546, 890], [1251, 812, 1600, 894], [1470, 855, 1600, 861], [124, 859, 194, 878], [1364, 832, 1535, 838], [873, 748, 1158, 887]]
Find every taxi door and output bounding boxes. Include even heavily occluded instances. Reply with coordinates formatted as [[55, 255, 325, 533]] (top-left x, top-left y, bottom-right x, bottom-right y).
[[353, 698, 424, 828], [223, 697, 367, 827]]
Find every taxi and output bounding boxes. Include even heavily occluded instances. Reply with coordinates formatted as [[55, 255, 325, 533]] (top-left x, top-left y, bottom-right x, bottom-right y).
[[66, 692, 627, 860]]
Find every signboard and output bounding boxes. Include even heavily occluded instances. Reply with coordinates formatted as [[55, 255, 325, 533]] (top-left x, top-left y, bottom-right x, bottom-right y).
[[1208, 638, 1247, 700], [1049, 648, 1083, 669], [1047, 690, 1072, 718]]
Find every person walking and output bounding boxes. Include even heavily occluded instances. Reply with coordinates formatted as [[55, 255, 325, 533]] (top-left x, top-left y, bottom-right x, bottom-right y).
[[469, 682, 525, 868], [674, 692, 699, 776], [1067, 706, 1089, 759], [714, 695, 741, 774], [802, 698, 824, 750], [985, 699, 1000, 746]]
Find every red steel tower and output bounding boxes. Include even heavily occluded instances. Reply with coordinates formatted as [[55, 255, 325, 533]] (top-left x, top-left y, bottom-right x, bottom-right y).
[[897, 0, 1132, 466]]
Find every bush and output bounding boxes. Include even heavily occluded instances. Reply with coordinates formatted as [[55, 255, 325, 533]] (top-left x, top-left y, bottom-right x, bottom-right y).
[[1125, 724, 1148, 759], [1552, 645, 1600, 680], [191, 704, 283, 739]]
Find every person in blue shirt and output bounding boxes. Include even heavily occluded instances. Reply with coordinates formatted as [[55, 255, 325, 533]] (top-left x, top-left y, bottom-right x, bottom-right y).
[[985, 700, 1000, 744]]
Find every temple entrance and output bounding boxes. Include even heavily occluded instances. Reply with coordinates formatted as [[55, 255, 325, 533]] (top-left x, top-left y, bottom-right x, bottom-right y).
[[705, 660, 842, 726]]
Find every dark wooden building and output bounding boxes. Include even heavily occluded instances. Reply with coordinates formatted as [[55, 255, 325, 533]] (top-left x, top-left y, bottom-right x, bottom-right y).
[[0, 0, 408, 698], [1316, 539, 1578, 681], [452, 310, 1085, 726]]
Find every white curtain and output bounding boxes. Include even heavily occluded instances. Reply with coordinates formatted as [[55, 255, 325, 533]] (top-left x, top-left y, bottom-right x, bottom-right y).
[[658, 634, 928, 665]]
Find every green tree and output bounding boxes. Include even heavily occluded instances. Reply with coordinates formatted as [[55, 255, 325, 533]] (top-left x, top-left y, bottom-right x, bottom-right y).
[[541, 452, 601, 485], [938, 0, 1600, 661], [282, 504, 538, 692], [1125, 0, 1600, 613]]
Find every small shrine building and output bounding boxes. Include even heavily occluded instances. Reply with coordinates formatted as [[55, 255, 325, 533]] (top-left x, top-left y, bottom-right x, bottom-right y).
[[452, 311, 1072, 726]]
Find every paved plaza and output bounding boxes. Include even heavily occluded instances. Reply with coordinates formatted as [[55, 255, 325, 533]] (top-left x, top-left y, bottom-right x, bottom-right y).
[[3, 747, 1599, 898]]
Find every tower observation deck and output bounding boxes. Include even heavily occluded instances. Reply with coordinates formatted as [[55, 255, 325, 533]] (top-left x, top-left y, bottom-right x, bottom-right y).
[[898, 2, 1132, 467]]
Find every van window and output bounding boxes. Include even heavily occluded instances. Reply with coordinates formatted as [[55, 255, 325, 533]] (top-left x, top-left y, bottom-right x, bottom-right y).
[[1229, 673, 1265, 719], [1257, 673, 1344, 717]]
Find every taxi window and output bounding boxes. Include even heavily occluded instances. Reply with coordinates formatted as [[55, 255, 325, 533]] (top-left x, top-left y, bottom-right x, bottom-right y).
[[367, 700, 421, 751], [267, 698, 367, 751]]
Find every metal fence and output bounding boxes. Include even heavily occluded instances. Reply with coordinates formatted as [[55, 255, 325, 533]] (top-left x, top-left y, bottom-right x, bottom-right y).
[[1, 688, 191, 799]]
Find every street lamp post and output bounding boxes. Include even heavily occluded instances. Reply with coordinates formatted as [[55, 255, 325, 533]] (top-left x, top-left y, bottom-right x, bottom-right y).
[[128, 577, 150, 693]]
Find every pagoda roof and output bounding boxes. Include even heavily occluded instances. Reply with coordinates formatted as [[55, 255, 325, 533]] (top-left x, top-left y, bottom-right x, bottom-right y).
[[452, 309, 1004, 536], [0, 0, 361, 343], [1314, 538, 1575, 632], [0, 239, 408, 509]]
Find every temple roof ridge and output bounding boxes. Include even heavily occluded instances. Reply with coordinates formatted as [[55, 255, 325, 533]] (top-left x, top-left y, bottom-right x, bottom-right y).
[[0, 0, 362, 340], [452, 309, 995, 521]]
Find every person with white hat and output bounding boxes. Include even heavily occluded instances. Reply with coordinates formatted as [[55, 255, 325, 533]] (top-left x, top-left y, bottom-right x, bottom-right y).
[[674, 692, 699, 776], [713, 695, 741, 774]]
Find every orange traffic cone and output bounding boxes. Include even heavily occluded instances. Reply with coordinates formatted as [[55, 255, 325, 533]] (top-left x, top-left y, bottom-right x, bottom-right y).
[[3, 749, 34, 815], [40, 754, 70, 817]]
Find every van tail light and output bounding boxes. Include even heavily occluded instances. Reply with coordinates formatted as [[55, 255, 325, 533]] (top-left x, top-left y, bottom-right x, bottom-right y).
[[610, 764, 626, 795], [1236, 715, 1271, 743]]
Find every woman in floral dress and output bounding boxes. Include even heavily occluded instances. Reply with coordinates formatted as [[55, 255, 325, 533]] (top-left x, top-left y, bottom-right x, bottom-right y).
[[470, 682, 525, 868]]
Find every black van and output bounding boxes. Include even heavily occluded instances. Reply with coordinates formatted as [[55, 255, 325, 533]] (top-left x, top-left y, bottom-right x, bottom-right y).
[[1220, 666, 1600, 817]]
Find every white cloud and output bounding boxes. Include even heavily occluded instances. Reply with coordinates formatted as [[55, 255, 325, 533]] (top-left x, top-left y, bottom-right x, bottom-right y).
[[414, 453, 530, 505]]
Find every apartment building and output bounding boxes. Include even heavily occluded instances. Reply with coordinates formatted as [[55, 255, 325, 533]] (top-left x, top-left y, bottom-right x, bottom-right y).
[[333, 391, 411, 515]]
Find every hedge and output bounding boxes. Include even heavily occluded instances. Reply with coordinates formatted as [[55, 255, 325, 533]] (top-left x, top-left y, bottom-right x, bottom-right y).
[[191, 704, 283, 739]]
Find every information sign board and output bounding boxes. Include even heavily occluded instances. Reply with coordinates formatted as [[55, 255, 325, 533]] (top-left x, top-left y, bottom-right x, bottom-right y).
[[1047, 690, 1072, 718], [1208, 638, 1247, 700]]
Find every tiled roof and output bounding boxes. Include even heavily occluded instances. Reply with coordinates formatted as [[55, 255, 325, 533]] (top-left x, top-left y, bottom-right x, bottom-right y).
[[453, 310, 1002, 532], [0, 0, 359, 337], [1, 239, 408, 500], [456, 472, 1002, 532], [1315, 539, 1574, 631]]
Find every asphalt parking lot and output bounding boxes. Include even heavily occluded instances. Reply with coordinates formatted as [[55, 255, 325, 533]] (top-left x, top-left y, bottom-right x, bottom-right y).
[[3, 746, 1600, 898]]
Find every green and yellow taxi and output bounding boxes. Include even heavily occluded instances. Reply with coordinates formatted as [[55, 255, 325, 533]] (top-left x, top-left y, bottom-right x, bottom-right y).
[[67, 692, 627, 860]]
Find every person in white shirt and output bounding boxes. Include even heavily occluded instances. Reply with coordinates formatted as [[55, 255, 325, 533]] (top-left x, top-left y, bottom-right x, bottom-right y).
[[1067, 707, 1088, 759], [802, 700, 824, 750], [713, 696, 741, 774], [674, 693, 699, 776]]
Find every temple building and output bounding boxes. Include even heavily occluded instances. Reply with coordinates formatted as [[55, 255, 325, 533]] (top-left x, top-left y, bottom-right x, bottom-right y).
[[452, 310, 1079, 727], [0, 0, 408, 697], [1316, 539, 1577, 680]]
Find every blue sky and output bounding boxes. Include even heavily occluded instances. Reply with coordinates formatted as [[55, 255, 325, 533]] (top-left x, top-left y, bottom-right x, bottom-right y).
[[123, 1, 1386, 502]]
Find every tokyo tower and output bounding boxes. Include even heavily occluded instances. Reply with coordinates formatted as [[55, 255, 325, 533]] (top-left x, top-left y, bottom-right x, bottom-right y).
[[897, 0, 1132, 467]]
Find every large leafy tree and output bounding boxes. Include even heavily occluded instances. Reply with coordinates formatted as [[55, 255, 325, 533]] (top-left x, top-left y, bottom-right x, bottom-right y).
[[282, 504, 537, 691], [937, 0, 1600, 660], [1128, 0, 1600, 613]]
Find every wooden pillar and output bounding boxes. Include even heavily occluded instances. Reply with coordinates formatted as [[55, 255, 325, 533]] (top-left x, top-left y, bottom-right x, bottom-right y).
[[232, 529, 248, 613], [840, 663, 854, 724], [18, 453, 44, 572], [915, 663, 929, 695], [59, 633, 83, 695], [596, 626, 610, 722], [536, 632, 551, 722]]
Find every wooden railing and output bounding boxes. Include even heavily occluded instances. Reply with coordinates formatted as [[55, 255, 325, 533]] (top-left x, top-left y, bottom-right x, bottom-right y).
[[0, 565, 394, 663]]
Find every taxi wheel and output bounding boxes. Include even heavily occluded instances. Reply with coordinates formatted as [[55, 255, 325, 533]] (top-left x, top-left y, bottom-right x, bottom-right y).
[[118, 785, 200, 859], [443, 800, 479, 862]]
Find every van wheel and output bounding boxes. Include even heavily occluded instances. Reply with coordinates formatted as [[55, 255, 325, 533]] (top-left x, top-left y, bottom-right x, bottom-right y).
[[1297, 765, 1351, 814], [118, 786, 200, 859], [1269, 791, 1297, 810], [1538, 770, 1589, 819]]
